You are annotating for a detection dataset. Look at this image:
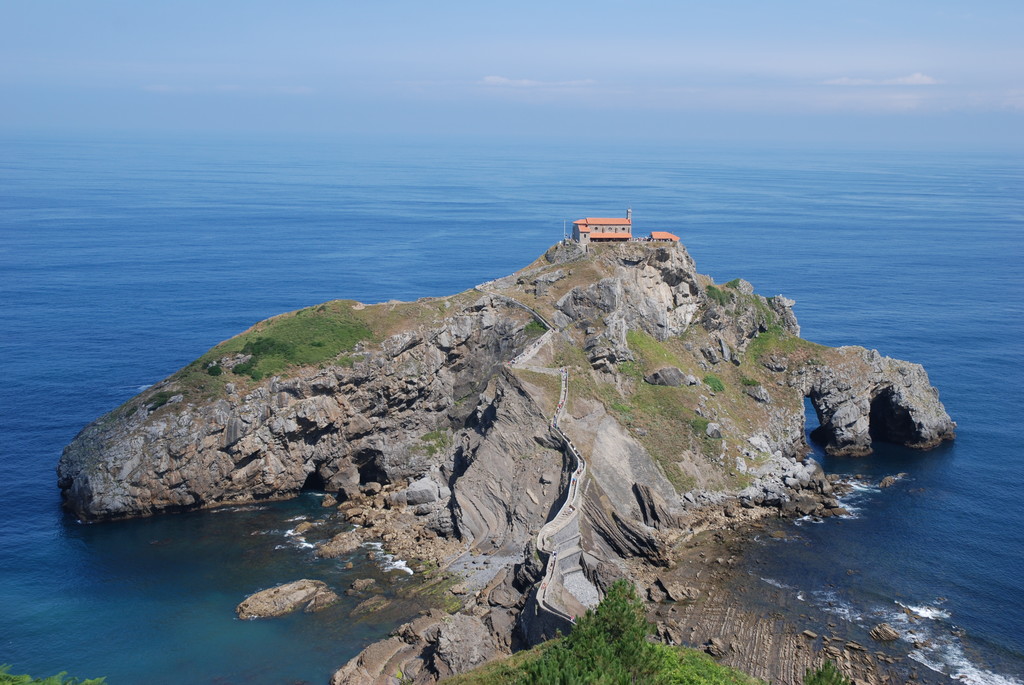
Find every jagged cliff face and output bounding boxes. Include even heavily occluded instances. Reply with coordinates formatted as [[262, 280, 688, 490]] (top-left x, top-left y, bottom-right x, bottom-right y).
[[58, 298, 546, 526], [59, 242, 954, 537], [59, 240, 956, 683]]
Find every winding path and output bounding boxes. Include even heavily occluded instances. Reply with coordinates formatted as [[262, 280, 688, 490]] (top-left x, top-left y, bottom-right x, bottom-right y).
[[476, 284, 599, 624]]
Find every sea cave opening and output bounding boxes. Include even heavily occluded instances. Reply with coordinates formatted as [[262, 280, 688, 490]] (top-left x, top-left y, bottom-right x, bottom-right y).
[[868, 388, 916, 444], [355, 449, 390, 485], [301, 470, 326, 492]]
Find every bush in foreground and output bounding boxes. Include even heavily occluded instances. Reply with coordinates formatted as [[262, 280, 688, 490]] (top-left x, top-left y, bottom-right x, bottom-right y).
[[515, 580, 758, 685], [804, 660, 852, 685], [0, 665, 105, 685]]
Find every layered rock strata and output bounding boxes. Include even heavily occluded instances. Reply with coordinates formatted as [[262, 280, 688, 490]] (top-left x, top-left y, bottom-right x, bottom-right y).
[[58, 241, 955, 683]]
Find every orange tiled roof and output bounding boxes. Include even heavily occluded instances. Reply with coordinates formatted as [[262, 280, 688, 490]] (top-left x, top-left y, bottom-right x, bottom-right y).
[[589, 232, 632, 240], [650, 231, 679, 241], [579, 217, 631, 225], [575, 225, 591, 233]]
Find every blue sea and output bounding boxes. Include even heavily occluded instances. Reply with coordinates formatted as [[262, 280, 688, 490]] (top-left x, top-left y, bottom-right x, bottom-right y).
[[1, 135, 1022, 684]]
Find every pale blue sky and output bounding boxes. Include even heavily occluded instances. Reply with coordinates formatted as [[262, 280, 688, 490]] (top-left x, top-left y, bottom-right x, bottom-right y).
[[2, 0, 1021, 145]]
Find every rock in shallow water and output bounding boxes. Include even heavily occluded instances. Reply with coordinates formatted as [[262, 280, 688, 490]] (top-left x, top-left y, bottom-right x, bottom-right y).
[[869, 623, 900, 641], [236, 579, 340, 619]]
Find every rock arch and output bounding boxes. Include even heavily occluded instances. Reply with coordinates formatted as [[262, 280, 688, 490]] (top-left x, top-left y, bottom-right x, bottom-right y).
[[802, 348, 955, 457]]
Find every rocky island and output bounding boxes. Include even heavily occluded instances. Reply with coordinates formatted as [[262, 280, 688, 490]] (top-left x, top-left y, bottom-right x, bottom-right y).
[[58, 240, 954, 684]]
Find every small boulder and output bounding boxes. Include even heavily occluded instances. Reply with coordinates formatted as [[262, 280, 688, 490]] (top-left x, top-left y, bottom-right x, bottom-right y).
[[317, 531, 360, 559], [744, 385, 771, 403], [706, 423, 723, 439], [321, 494, 338, 508], [405, 477, 440, 506], [869, 623, 901, 641], [293, 521, 315, 535], [645, 367, 687, 387], [704, 637, 727, 657], [660, 581, 700, 602], [348, 578, 376, 593]]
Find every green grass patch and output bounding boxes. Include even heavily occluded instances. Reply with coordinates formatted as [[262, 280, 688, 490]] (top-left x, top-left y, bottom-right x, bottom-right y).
[[745, 324, 826, 364], [705, 285, 732, 306], [724, 278, 742, 289], [610, 401, 632, 414], [417, 429, 452, 457], [689, 416, 710, 433], [617, 360, 644, 380], [740, 375, 760, 387], [168, 300, 375, 392], [625, 330, 684, 372], [703, 374, 725, 392], [227, 309, 372, 380]]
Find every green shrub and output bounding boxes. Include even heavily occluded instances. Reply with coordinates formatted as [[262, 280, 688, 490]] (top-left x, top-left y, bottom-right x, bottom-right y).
[[0, 665, 106, 685], [524, 319, 547, 335], [804, 661, 851, 685], [518, 580, 669, 684], [206, 364, 223, 376], [513, 580, 759, 685], [724, 278, 742, 289], [703, 374, 725, 392], [146, 390, 175, 411], [705, 285, 732, 306], [740, 375, 760, 387]]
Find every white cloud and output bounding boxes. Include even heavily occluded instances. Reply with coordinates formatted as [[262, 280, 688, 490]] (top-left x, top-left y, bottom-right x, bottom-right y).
[[141, 84, 313, 95], [479, 75, 596, 88], [822, 72, 940, 86], [885, 72, 940, 85]]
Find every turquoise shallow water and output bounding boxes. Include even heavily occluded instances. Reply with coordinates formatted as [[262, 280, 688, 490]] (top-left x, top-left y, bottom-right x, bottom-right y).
[[1, 136, 1022, 683]]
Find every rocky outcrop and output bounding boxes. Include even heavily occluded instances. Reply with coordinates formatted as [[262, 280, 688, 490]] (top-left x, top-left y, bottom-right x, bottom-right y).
[[799, 347, 956, 456], [330, 611, 499, 685], [59, 243, 952, 524], [869, 623, 901, 642], [58, 296, 533, 522], [235, 579, 340, 619], [58, 240, 955, 684]]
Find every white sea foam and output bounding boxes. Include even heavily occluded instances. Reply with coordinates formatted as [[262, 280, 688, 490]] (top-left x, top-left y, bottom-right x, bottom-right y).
[[362, 541, 414, 575], [136, 384, 152, 392], [909, 637, 1024, 685], [794, 515, 824, 525], [285, 515, 308, 522], [796, 591, 806, 602], [760, 577, 793, 590], [897, 601, 951, 621], [810, 589, 864, 623], [385, 558, 414, 575]]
